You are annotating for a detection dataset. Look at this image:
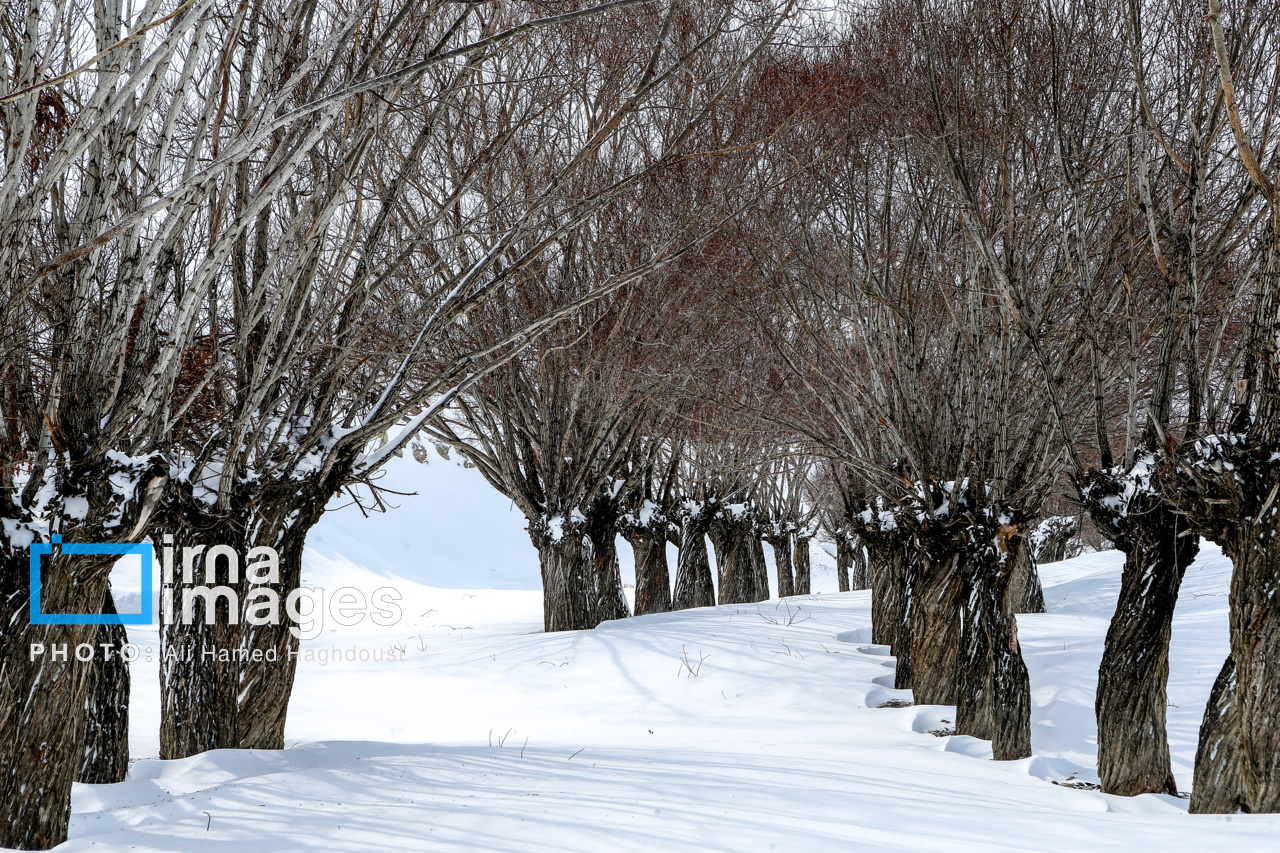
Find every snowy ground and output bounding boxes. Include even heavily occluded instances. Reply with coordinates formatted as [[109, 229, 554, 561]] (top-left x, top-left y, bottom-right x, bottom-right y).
[[63, 450, 1278, 851]]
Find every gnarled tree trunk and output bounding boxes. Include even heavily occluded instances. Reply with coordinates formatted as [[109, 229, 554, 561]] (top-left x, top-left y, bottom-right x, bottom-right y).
[[77, 587, 130, 785], [954, 548, 1032, 760], [625, 528, 672, 616], [0, 458, 165, 850], [586, 501, 630, 623], [710, 515, 757, 605], [536, 527, 598, 632], [867, 538, 904, 649], [1191, 655, 1247, 814], [672, 513, 715, 610], [793, 535, 812, 595], [768, 534, 795, 598], [158, 472, 338, 759], [0, 564, 107, 849], [1006, 537, 1045, 615], [849, 537, 869, 590], [749, 535, 769, 601], [835, 536, 852, 592], [1091, 499, 1197, 797], [907, 549, 963, 705]]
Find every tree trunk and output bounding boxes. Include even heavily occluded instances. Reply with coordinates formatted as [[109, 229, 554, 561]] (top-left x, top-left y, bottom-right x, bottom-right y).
[[793, 536, 812, 595], [868, 540, 903, 648], [1160, 423, 1280, 810], [849, 537, 869, 590], [158, 473, 337, 758], [893, 551, 915, 691], [835, 536, 852, 592], [535, 528, 598, 632], [587, 500, 630, 623], [907, 550, 963, 705], [77, 587, 130, 785], [1093, 504, 1197, 797], [672, 514, 715, 610], [626, 528, 672, 616], [770, 535, 795, 598], [955, 552, 1032, 760], [749, 535, 769, 602], [1006, 538, 1046, 614], [1219, 513, 1280, 811], [0, 552, 113, 850], [1191, 655, 1247, 814], [0, 456, 164, 849], [710, 515, 756, 605]]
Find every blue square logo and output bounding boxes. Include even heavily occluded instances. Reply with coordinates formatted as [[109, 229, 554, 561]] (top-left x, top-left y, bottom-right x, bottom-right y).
[[29, 535, 154, 625]]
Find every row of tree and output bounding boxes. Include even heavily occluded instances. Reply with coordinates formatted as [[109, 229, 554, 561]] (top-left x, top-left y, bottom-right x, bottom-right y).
[[2, 0, 1278, 848], [0, 1, 792, 848]]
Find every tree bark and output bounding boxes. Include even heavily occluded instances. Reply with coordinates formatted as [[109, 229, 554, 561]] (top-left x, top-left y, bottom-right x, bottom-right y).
[[535, 527, 598, 632], [1191, 655, 1248, 814], [955, 551, 1032, 760], [868, 539, 903, 649], [1208, 507, 1280, 812], [77, 587, 130, 785], [1091, 501, 1197, 797], [0, 457, 165, 850], [586, 497, 630, 623], [907, 550, 963, 706], [1033, 515, 1081, 564], [792, 535, 813, 595], [835, 536, 852, 592], [893, 551, 915, 691], [710, 515, 757, 605], [769, 535, 795, 598], [672, 513, 715, 610], [1006, 538, 1046, 614], [0, 552, 113, 850], [158, 471, 339, 759], [626, 528, 672, 616], [749, 535, 769, 602], [849, 537, 869, 590]]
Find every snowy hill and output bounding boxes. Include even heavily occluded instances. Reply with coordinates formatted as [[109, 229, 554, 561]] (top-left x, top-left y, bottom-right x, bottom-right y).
[[82, 451, 1278, 851]]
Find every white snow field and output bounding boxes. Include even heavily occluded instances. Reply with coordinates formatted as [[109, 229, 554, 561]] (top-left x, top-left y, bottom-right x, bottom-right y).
[[71, 449, 1277, 851]]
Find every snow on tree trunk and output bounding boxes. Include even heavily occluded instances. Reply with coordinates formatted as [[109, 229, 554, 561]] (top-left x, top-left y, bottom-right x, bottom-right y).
[[535, 525, 599, 632], [1191, 655, 1247, 814], [672, 514, 715, 610], [792, 535, 812, 595], [1170, 440, 1280, 811], [77, 587, 130, 785], [1087, 468, 1197, 797], [0, 456, 165, 850], [1031, 515, 1081, 564], [955, 550, 1032, 760], [769, 535, 795, 598], [625, 528, 672, 616]]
